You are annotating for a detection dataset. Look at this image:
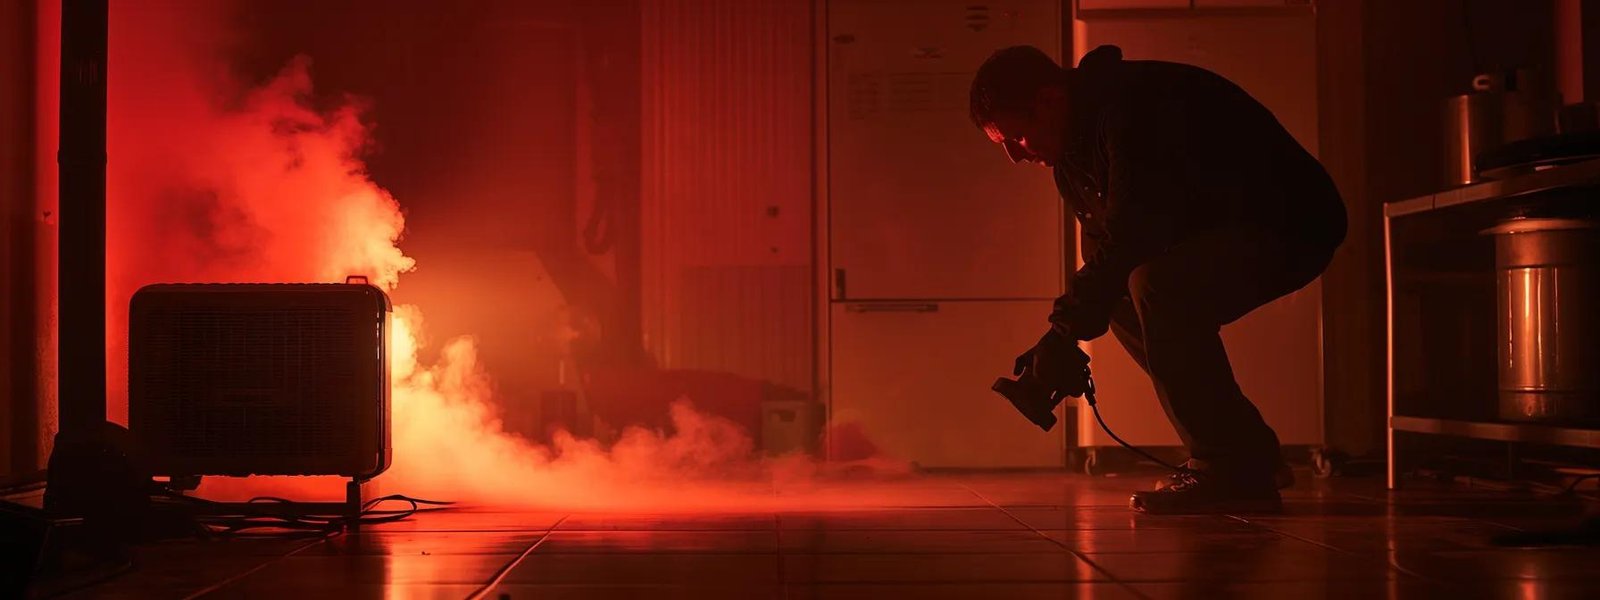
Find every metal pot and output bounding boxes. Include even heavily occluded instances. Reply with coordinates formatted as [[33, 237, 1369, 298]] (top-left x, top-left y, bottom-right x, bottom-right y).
[[1484, 217, 1600, 424], [1443, 70, 1558, 186]]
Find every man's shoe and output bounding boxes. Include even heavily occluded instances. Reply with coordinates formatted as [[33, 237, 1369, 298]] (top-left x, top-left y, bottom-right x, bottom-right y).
[[1155, 459, 1295, 491], [1131, 470, 1282, 515]]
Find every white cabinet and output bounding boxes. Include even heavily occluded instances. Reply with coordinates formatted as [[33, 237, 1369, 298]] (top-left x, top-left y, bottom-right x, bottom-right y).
[[825, 0, 1066, 468], [1193, 0, 1293, 8], [828, 0, 1063, 301], [1079, 1, 1300, 12], [1079, 0, 1189, 10], [831, 301, 1064, 467]]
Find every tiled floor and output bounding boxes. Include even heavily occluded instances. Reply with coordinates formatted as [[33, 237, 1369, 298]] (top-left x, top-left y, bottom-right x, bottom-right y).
[[40, 471, 1600, 599]]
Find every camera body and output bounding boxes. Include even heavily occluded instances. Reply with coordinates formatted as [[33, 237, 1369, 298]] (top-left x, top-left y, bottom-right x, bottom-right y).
[[992, 376, 1065, 431]]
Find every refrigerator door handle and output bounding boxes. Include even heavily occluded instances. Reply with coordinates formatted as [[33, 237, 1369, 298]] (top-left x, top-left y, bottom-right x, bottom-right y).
[[844, 302, 940, 314]]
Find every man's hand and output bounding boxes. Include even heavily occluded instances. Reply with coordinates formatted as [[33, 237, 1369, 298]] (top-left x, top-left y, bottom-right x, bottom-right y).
[[1048, 297, 1111, 342], [1016, 330, 1091, 399], [1013, 345, 1036, 377]]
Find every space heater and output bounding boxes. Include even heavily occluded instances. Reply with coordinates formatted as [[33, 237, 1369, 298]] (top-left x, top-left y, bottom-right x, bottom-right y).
[[128, 279, 391, 518]]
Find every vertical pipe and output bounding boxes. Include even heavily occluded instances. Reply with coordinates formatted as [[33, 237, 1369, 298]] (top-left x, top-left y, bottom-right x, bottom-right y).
[[1556, 0, 1584, 105], [56, 0, 107, 437], [2, 0, 38, 476], [812, 0, 829, 459], [1384, 212, 1396, 490], [612, 0, 644, 368], [34, 0, 61, 471]]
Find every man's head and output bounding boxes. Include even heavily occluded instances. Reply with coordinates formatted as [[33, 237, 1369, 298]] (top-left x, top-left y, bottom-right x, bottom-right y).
[[969, 45, 1069, 168]]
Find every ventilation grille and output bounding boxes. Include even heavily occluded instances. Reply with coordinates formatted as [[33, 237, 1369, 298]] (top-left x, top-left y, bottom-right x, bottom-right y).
[[640, 0, 815, 395], [129, 284, 388, 477]]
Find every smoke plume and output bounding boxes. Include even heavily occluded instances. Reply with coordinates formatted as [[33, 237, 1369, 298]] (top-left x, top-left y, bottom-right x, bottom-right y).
[[107, 0, 912, 511]]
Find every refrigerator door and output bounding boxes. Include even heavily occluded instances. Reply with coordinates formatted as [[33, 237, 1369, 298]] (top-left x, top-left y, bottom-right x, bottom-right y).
[[823, 0, 1067, 468], [827, 0, 1064, 301], [1074, 11, 1324, 451], [830, 300, 1065, 467]]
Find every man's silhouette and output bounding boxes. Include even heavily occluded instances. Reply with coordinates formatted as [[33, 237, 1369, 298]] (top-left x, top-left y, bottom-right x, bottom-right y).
[[970, 45, 1346, 514]]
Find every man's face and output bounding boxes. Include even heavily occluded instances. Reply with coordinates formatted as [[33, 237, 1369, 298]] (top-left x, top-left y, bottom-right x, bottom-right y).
[[981, 89, 1065, 168]]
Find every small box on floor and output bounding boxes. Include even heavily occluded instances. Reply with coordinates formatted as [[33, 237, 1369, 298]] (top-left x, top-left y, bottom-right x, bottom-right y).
[[761, 399, 823, 457]]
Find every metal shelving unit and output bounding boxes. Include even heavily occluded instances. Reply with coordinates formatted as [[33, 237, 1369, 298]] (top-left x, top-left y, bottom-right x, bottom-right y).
[[1391, 416, 1600, 449], [1385, 159, 1600, 488]]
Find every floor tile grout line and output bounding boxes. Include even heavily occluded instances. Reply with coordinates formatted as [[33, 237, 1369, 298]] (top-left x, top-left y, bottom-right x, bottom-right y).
[[368, 528, 568, 533], [775, 514, 789, 600], [768, 473, 780, 598], [466, 514, 570, 600], [180, 535, 332, 600], [785, 577, 1402, 586], [787, 579, 1183, 589], [1223, 515, 1450, 587], [957, 483, 1154, 600]]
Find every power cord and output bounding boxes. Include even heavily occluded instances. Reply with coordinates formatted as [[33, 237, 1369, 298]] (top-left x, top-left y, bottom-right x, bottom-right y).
[[153, 489, 454, 537], [1082, 374, 1187, 473], [1562, 473, 1600, 496]]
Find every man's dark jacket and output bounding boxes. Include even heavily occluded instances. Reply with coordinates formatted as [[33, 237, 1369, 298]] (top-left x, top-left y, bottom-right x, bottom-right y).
[[1049, 45, 1346, 340]]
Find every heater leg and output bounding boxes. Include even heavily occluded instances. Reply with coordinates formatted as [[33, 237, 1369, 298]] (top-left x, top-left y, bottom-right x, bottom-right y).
[[344, 479, 372, 530]]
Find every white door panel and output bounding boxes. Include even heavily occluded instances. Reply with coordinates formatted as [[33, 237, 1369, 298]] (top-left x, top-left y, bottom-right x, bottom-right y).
[[828, 0, 1063, 300], [830, 300, 1064, 468]]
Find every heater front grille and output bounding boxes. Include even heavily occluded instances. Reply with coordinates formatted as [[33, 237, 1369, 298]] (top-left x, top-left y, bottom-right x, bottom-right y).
[[151, 308, 358, 459], [129, 284, 391, 478]]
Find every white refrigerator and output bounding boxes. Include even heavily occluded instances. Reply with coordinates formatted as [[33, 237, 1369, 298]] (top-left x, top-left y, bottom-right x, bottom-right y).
[[824, 0, 1069, 468]]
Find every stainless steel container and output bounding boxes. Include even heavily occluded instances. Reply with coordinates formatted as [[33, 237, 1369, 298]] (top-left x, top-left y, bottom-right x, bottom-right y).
[[1443, 71, 1558, 186], [1485, 218, 1600, 424]]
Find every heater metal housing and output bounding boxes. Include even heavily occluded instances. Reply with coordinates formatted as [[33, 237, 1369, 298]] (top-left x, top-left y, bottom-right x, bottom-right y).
[[129, 282, 392, 479]]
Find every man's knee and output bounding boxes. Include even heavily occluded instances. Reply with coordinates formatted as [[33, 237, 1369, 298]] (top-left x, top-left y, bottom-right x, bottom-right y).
[[1127, 261, 1211, 331], [1126, 262, 1176, 309]]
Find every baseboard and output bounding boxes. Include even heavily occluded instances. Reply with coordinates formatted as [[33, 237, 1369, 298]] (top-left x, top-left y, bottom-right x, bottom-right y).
[[1068, 444, 1325, 476]]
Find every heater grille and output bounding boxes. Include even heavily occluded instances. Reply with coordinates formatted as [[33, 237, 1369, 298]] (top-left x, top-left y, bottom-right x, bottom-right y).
[[129, 284, 391, 478]]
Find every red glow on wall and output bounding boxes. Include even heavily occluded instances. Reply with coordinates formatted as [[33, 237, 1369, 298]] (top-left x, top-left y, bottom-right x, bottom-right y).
[[91, 0, 908, 511]]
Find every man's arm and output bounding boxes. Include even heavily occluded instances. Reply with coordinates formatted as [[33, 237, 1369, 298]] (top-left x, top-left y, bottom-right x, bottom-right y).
[[1049, 100, 1189, 340]]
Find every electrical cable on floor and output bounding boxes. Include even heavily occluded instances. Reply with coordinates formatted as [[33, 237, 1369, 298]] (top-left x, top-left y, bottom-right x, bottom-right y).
[[152, 488, 454, 538], [1562, 473, 1600, 496], [1081, 374, 1186, 473]]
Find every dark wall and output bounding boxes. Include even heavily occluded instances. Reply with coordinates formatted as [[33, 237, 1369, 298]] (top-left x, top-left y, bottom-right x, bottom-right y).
[[1318, 0, 1556, 458], [2, 0, 39, 479], [1370, 0, 1554, 204], [225, 0, 642, 431], [230, 0, 583, 261]]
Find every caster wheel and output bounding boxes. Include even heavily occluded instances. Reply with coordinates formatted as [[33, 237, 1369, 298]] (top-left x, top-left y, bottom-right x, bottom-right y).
[[1083, 450, 1103, 476], [1311, 448, 1344, 479]]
